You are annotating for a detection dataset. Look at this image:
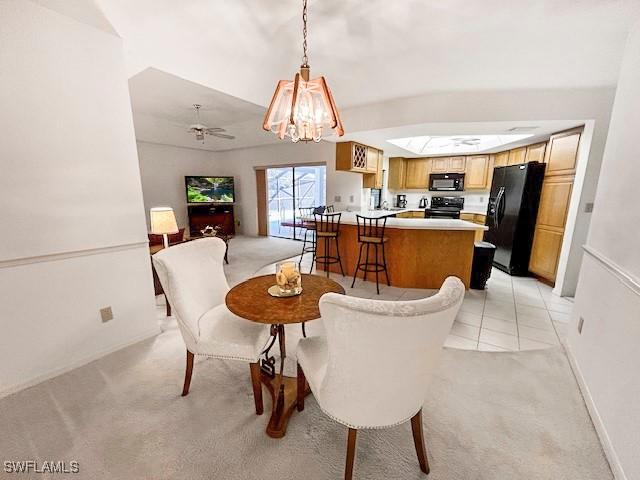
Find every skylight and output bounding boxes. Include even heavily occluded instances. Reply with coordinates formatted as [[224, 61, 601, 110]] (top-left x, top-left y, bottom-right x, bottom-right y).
[[387, 134, 534, 155]]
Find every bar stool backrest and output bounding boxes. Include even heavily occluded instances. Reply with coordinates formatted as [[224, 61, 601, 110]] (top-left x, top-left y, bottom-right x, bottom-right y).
[[300, 207, 315, 218], [315, 212, 342, 234], [325, 205, 335, 213], [300, 207, 316, 228], [356, 215, 387, 241]]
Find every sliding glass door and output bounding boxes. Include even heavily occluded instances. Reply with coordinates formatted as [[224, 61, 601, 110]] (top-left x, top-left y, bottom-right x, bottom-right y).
[[267, 165, 326, 240]]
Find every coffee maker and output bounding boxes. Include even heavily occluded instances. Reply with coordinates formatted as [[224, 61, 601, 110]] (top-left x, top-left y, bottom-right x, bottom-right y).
[[395, 194, 407, 208]]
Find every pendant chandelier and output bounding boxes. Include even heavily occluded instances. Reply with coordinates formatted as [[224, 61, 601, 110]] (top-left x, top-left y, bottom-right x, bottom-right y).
[[262, 0, 344, 143]]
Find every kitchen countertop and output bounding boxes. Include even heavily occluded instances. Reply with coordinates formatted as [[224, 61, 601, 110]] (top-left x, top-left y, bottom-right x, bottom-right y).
[[336, 209, 487, 231]]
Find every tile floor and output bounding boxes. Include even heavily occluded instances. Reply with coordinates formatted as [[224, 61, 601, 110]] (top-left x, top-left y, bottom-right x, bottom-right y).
[[270, 255, 573, 352], [157, 253, 573, 353]]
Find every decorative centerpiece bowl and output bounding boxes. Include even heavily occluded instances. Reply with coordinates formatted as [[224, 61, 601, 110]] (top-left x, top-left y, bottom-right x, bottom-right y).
[[271, 261, 302, 297]]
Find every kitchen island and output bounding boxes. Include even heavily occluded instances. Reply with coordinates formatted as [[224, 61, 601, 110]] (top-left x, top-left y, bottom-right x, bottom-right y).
[[316, 209, 487, 289]]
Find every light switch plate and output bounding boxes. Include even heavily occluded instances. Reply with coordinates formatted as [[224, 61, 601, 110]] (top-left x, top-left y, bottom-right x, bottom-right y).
[[349, 195, 354, 203], [334, 195, 341, 202], [584, 202, 594, 213], [100, 307, 113, 323]]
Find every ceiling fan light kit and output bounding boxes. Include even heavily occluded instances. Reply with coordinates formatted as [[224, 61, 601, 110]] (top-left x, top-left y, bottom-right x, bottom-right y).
[[188, 104, 235, 143], [262, 0, 344, 143]]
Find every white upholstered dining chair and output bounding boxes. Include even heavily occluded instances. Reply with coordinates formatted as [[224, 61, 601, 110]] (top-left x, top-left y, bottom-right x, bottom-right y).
[[153, 237, 272, 414], [296, 276, 465, 479]]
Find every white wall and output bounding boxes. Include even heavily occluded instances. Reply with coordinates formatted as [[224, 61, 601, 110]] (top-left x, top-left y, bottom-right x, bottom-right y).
[[567, 20, 640, 480], [215, 141, 364, 236], [0, 1, 157, 395], [137, 141, 221, 228]]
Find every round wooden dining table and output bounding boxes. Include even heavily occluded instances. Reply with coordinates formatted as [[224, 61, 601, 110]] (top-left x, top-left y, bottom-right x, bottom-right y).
[[225, 273, 344, 438]]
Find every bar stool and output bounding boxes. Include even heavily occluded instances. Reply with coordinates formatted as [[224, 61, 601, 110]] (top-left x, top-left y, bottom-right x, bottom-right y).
[[298, 207, 316, 273], [313, 212, 345, 278], [351, 215, 390, 295]]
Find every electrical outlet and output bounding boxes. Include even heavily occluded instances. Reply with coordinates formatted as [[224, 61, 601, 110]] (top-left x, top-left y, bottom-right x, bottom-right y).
[[100, 307, 113, 323], [578, 316, 584, 334], [584, 202, 594, 213]]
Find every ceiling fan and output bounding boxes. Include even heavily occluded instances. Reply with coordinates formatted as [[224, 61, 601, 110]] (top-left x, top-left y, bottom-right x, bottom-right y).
[[188, 104, 235, 143], [449, 137, 482, 147]]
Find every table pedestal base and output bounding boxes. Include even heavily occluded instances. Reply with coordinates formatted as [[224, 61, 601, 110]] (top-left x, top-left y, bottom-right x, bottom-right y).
[[261, 373, 311, 438]]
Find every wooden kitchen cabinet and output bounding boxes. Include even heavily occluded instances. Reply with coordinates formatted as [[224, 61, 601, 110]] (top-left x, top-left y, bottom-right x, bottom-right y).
[[388, 157, 406, 189], [431, 157, 449, 173], [525, 142, 547, 163], [461, 213, 487, 241], [363, 150, 384, 189], [508, 147, 527, 165], [336, 142, 368, 172], [535, 176, 573, 228], [529, 228, 564, 280], [430, 156, 465, 173], [404, 158, 430, 189], [449, 156, 466, 172], [493, 151, 509, 167], [543, 130, 581, 176], [366, 147, 379, 173], [336, 141, 381, 173], [465, 155, 490, 189], [529, 128, 581, 283]]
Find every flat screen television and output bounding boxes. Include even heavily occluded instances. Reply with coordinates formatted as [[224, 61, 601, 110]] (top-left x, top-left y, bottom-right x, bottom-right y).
[[185, 176, 235, 203]]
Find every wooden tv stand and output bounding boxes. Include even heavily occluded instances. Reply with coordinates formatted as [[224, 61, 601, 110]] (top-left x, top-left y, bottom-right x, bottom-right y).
[[187, 204, 235, 237]]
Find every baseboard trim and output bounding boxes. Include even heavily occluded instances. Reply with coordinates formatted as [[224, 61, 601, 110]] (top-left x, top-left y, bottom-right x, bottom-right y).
[[583, 245, 640, 297], [565, 344, 627, 480], [0, 327, 160, 399], [0, 241, 149, 269]]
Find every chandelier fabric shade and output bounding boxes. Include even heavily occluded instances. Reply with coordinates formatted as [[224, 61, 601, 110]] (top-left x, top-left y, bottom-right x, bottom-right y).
[[262, 0, 344, 143], [263, 67, 344, 143]]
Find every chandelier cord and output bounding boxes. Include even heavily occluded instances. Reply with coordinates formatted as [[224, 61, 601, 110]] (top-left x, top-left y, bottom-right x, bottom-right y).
[[302, 0, 309, 67]]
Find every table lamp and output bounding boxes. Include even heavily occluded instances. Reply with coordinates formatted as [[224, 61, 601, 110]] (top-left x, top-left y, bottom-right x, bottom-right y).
[[150, 207, 179, 248]]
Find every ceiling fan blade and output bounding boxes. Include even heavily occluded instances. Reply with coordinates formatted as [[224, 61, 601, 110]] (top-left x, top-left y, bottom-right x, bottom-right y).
[[205, 127, 226, 133], [209, 133, 235, 140]]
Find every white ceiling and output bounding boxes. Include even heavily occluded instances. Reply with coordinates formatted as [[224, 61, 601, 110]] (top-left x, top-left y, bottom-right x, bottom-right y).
[[97, 0, 639, 109], [129, 68, 280, 151], [92, 0, 639, 152]]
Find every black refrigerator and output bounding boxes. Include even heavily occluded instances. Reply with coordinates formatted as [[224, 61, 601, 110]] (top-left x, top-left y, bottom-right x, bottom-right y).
[[484, 162, 546, 275]]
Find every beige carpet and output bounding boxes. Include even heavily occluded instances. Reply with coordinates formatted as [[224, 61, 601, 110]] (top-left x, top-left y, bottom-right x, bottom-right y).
[[1, 236, 611, 479], [0, 319, 612, 480]]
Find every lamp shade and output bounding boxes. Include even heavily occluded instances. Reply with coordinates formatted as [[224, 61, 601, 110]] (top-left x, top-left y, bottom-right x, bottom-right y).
[[150, 207, 179, 235]]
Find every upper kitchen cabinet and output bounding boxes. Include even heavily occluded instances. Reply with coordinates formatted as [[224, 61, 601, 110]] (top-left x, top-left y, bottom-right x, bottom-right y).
[[465, 155, 490, 189], [404, 158, 430, 189], [388, 157, 406, 190], [507, 147, 527, 165], [493, 151, 510, 167], [449, 156, 466, 172], [543, 129, 581, 176], [363, 150, 384, 189], [431, 156, 465, 173], [336, 141, 381, 174], [430, 157, 449, 173], [525, 142, 547, 163], [366, 147, 379, 172]]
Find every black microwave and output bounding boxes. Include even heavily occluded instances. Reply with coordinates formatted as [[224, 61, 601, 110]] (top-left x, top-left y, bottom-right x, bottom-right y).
[[429, 173, 465, 191]]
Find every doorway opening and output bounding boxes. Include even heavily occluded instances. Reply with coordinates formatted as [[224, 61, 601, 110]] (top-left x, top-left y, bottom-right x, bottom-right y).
[[267, 165, 326, 240]]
